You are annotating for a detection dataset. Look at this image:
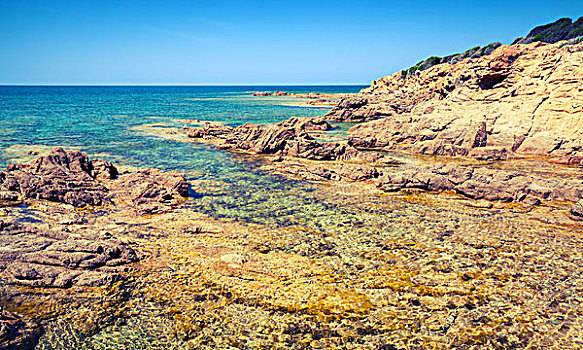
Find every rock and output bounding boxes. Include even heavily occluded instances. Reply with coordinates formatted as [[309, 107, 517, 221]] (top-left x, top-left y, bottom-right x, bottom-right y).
[[0, 223, 139, 288], [328, 40, 583, 163], [186, 123, 234, 139], [375, 163, 583, 204], [220, 253, 247, 265], [186, 117, 393, 165], [110, 168, 189, 214], [0, 147, 189, 212], [90, 159, 118, 180], [570, 200, 583, 218], [468, 147, 509, 161], [0, 147, 109, 207], [278, 116, 332, 131], [0, 310, 42, 350]]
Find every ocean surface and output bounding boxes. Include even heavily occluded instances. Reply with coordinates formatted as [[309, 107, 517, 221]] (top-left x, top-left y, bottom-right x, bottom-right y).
[[0, 85, 365, 227]]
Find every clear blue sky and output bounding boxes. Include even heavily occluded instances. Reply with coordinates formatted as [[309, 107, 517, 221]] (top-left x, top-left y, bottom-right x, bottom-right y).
[[0, 0, 581, 85]]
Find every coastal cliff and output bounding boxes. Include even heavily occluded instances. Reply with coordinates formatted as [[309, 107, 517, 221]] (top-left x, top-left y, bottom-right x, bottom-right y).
[[326, 19, 583, 165], [347, 41, 583, 162]]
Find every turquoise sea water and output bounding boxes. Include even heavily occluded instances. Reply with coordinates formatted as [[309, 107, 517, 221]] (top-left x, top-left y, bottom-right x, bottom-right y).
[[0, 85, 364, 226]]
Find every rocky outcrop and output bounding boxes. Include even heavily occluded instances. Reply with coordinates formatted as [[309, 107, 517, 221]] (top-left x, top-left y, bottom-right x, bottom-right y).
[[272, 161, 381, 182], [109, 169, 189, 215], [186, 118, 392, 164], [513, 17, 583, 45], [0, 220, 139, 288], [186, 123, 233, 139], [277, 116, 331, 131], [333, 41, 583, 163], [251, 91, 353, 100], [0, 147, 110, 206], [0, 147, 190, 214], [376, 163, 583, 205]]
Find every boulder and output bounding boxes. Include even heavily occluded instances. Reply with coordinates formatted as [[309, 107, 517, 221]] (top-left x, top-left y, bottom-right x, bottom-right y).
[[0, 147, 110, 207], [110, 168, 189, 214]]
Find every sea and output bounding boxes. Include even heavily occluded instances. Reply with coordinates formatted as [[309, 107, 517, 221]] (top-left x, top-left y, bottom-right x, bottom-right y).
[[0, 85, 365, 227]]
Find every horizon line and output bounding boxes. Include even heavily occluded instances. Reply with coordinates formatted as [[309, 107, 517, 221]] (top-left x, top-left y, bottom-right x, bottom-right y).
[[0, 83, 369, 87]]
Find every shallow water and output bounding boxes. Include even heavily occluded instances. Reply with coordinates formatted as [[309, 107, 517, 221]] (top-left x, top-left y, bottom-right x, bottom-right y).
[[0, 85, 364, 224]]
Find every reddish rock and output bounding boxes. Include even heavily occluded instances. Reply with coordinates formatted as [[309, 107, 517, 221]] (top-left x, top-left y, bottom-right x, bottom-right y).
[[90, 158, 118, 180], [375, 162, 583, 204], [0, 221, 139, 289], [186, 117, 393, 165], [110, 168, 189, 215], [0, 148, 109, 207], [0, 147, 189, 212]]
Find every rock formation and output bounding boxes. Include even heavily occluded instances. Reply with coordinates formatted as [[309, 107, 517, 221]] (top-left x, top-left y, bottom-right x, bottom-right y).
[[0, 147, 190, 214], [110, 168, 190, 215], [0, 220, 139, 288], [325, 41, 583, 164], [376, 163, 583, 205], [186, 117, 392, 164], [0, 147, 110, 206]]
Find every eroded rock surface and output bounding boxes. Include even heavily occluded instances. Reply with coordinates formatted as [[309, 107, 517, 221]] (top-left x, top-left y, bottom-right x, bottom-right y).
[[0, 147, 190, 214], [110, 168, 190, 215], [376, 163, 583, 204], [186, 117, 396, 166], [0, 220, 139, 288], [0, 147, 109, 206], [327, 41, 583, 164], [271, 161, 381, 182]]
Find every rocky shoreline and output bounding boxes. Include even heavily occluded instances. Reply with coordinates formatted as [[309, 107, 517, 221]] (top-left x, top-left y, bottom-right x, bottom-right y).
[[0, 147, 190, 349], [184, 113, 583, 220], [2, 19, 583, 350]]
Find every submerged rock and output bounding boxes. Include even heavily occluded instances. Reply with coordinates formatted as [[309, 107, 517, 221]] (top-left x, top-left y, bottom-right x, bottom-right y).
[[0, 310, 41, 350]]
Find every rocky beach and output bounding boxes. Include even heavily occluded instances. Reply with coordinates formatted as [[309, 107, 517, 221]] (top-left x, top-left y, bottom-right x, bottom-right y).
[[2, 17, 583, 350]]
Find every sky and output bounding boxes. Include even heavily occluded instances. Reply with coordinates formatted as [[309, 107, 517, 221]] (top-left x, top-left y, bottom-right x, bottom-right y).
[[0, 0, 581, 85]]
